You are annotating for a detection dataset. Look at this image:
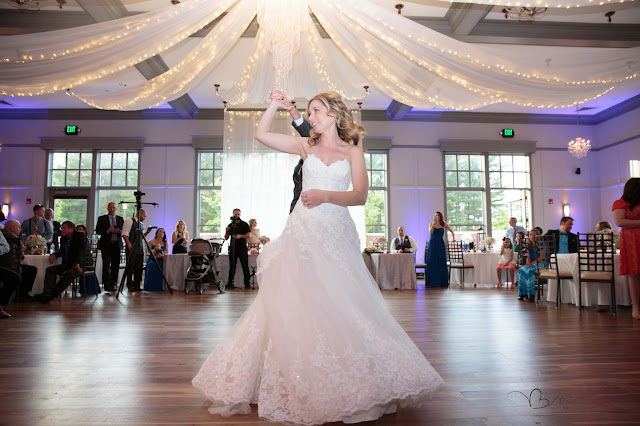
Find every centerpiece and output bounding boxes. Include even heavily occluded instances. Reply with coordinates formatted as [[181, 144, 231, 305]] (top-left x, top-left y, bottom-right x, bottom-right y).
[[24, 234, 47, 255]]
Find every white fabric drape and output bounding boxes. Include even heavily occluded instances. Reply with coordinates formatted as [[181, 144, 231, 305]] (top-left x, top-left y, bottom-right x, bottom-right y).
[[0, 0, 238, 97], [221, 110, 366, 249], [0, 0, 637, 110]]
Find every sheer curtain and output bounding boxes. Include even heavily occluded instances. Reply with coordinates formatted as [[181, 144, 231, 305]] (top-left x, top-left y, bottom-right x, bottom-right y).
[[220, 110, 365, 250]]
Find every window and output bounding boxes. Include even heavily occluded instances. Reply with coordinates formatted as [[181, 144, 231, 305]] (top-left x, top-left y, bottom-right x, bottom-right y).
[[49, 152, 93, 187], [631, 160, 640, 178], [444, 153, 531, 244], [197, 151, 224, 236], [364, 151, 388, 244], [96, 152, 139, 220]]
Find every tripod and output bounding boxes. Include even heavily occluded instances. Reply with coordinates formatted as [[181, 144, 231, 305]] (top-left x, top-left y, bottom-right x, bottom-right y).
[[116, 191, 173, 299]]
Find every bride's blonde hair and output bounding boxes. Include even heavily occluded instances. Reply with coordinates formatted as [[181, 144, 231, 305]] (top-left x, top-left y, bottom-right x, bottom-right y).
[[307, 91, 365, 147]]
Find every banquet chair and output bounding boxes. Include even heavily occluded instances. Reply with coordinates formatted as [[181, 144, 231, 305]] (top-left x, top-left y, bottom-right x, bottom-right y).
[[75, 237, 100, 300], [415, 241, 428, 279], [534, 235, 571, 307], [247, 242, 260, 253], [447, 239, 474, 287], [577, 232, 616, 316]]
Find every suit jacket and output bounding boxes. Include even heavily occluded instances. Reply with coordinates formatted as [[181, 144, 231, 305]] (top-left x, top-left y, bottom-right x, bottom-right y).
[[95, 214, 124, 250], [290, 117, 312, 214], [55, 231, 87, 269], [545, 229, 578, 254], [0, 228, 22, 274]]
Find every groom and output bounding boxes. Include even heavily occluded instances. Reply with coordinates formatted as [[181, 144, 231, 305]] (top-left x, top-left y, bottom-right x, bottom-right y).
[[269, 91, 312, 213]]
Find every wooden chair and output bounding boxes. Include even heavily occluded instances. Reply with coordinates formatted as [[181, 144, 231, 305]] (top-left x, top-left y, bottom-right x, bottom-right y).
[[534, 235, 572, 307], [577, 232, 616, 316], [247, 242, 260, 253], [415, 241, 428, 279], [447, 239, 474, 287]]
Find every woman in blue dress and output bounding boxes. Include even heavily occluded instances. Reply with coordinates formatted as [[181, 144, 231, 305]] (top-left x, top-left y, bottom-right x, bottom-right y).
[[517, 228, 540, 302], [426, 211, 455, 288], [143, 228, 168, 292]]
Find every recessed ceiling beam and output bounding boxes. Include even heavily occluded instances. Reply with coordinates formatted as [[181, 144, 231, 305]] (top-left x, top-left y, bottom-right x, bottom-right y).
[[444, 2, 493, 36]]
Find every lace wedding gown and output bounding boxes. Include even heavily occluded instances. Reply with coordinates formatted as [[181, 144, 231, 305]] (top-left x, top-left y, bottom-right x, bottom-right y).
[[193, 154, 444, 425]]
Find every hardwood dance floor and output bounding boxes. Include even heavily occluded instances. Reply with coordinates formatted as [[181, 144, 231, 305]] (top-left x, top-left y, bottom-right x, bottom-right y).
[[2, 283, 640, 425]]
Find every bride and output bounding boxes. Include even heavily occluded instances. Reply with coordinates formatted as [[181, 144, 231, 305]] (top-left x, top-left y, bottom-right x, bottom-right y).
[[192, 90, 444, 425]]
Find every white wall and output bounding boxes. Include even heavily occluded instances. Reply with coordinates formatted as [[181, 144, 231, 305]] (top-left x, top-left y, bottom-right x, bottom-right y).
[[1, 109, 639, 246]]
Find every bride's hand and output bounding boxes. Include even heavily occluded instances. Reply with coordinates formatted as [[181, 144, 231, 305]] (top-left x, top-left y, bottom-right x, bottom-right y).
[[269, 90, 289, 109], [300, 190, 326, 209]]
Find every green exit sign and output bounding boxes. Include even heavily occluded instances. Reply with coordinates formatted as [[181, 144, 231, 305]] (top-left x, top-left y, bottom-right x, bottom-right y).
[[65, 125, 79, 135], [500, 128, 515, 138]]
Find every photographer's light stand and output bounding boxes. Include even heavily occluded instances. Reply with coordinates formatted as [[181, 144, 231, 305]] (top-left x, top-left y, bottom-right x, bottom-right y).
[[116, 191, 173, 299]]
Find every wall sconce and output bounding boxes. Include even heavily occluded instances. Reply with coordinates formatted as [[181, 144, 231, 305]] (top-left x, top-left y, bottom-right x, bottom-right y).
[[0, 203, 8, 219], [563, 204, 571, 217]]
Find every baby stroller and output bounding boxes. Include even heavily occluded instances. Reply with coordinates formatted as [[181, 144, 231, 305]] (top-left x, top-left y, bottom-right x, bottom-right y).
[[184, 238, 224, 294]]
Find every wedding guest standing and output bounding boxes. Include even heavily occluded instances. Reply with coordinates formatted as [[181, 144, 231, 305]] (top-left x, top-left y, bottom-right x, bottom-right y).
[[144, 228, 168, 292], [20, 204, 53, 242], [171, 220, 189, 254], [612, 178, 640, 320], [426, 211, 455, 288], [95, 202, 124, 291]]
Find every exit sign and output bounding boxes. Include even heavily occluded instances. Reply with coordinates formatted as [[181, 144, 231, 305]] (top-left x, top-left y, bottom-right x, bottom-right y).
[[500, 128, 515, 138], [65, 125, 79, 135]]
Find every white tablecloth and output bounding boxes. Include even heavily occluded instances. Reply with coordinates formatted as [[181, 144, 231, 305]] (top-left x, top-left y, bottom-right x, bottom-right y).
[[546, 253, 630, 306], [449, 252, 518, 287], [162, 254, 192, 291], [22, 254, 60, 295], [362, 253, 416, 290], [216, 254, 259, 288]]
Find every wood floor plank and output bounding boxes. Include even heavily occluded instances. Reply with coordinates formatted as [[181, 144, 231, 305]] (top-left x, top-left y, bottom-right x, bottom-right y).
[[1, 283, 639, 425]]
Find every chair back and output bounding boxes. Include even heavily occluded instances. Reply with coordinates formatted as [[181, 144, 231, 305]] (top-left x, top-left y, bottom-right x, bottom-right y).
[[577, 232, 615, 274], [446, 239, 465, 265], [83, 237, 98, 273], [534, 234, 556, 271], [247, 242, 260, 253]]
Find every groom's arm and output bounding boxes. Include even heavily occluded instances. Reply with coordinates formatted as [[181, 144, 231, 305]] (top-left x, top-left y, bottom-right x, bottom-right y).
[[292, 115, 311, 138]]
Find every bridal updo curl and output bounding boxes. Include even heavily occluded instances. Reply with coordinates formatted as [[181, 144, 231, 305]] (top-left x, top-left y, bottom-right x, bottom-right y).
[[306, 91, 366, 147]]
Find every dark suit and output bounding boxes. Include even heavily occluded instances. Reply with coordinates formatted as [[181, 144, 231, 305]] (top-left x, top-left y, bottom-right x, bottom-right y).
[[95, 214, 124, 289], [39, 231, 87, 300], [290, 118, 312, 214], [0, 229, 37, 302], [545, 229, 578, 254]]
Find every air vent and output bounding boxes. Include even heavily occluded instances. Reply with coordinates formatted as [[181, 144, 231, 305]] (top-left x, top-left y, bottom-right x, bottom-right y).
[[0, 100, 14, 106]]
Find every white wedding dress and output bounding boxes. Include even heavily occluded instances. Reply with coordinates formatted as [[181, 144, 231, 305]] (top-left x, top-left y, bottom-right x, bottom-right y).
[[193, 154, 444, 425]]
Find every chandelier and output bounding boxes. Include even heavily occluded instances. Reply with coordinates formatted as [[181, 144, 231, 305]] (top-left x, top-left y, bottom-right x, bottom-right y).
[[568, 106, 591, 159], [501, 7, 547, 21]]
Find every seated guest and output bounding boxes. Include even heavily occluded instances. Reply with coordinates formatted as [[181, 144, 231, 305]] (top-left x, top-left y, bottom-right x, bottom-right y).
[[171, 220, 189, 254], [248, 219, 261, 245], [0, 214, 18, 318], [389, 226, 417, 254], [144, 228, 168, 292], [596, 221, 613, 232], [20, 204, 53, 242], [504, 217, 526, 245], [0, 219, 38, 304], [518, 228, 541, 302], [496, 237, 517, 288], [514, 231, 527, 266], [545, 217, 577, 254], [33, 221, 86, 304]]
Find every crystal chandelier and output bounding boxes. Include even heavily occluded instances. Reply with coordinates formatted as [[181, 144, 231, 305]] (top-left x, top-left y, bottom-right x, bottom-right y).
[[568, 137, 591, 159], [568, 106, 591, 159]]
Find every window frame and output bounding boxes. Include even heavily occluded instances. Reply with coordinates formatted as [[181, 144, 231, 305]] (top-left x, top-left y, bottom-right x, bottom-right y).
[[196, 149, 224, 237]]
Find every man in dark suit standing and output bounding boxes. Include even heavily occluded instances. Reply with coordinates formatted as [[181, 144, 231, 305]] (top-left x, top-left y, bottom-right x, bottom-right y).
[[270, 91, 312, 213], [545, 216, 578, 254], [95, 202, 124, 291], [33, 220, 87, 303]]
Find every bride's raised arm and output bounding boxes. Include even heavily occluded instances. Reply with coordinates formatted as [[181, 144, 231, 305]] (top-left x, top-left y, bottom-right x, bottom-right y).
[[254, 100, 306, 156]]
